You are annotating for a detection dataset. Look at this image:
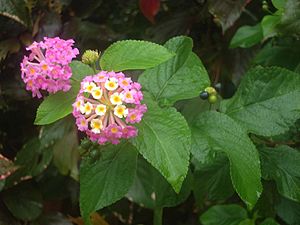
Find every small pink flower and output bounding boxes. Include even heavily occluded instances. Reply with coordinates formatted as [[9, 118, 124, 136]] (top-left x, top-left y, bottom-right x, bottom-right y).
[[126, 105, 147, 124], [72, 71, 147, 145], [20, 37, 79, 98]]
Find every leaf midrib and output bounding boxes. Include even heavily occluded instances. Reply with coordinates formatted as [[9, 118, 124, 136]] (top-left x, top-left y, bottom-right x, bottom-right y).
[[155, 52, 192, 101]]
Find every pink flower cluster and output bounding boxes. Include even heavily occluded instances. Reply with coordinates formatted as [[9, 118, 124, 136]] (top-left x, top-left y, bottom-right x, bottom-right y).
[[72, 71, 147, 144], [20, 37, 79, 98]]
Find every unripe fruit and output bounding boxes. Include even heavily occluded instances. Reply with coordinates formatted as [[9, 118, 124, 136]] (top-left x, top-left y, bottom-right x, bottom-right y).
[[208, 95, 218, 104], [200, 91, 209, 100], [262, 1, 269, 11], [205, 87, 217, 95]]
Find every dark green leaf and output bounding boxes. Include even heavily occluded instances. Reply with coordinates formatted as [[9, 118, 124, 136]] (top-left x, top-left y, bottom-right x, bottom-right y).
[[80, 142, 137, 225], [39, 117, 74, 147], [260, 145, 300, 202], [0, 206, 20, 224], [0, 0, 31, 27], [100, 40, 175, 71], [221, 66, 300, 136], [277, 0, 300, 36], [70, 60, 94, 82], [260, 218, 280, 225], [276, 197, 300, 225], [139, 36, 210, 106], [53, 125, 79, 180], [254, 181, 280, 218], [193, 156, 234, 205], [200, 204, 248, 225], [71, 0, 103, 18], [3, 183, 43, 221], [254, 40, 300, 71], [0, 38, 21, 61], [230, 24, 263, 48], [34, 84, 79, 125], [132, 93, 191, 193], [0, 180, 5, 191], [31, 212, 73, 225], [6, 138, 52, 186], [127, 157, 191, 209], [191, 111, 262, 208]]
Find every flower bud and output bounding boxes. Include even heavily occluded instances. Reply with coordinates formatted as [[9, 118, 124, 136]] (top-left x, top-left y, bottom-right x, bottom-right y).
[[82, 50, 100, 65]]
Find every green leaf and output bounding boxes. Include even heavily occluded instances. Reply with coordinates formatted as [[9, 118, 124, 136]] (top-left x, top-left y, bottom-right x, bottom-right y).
[[239, 219, 255, 225], [178, 97, 212, 125], [0, 0, 31, 27], [0, 38, 21, 61], [6, 138, 52, 187], [200, 204, 248, 225], [254, 40, 300, 71], [260, 145, 300, 202], [277, 0, 300, 36], [53, 124, 79, 180], [220, 66, 300, 136], [39, 117, 74, 147], [272, 0, 286, 10], [100, 40, 175, 72], [127, 157, 191, 209], [34, 85, 79, 125], [3, 183, 43, 221], [131, 93, 191, 193], [230, 24, 263, 48], [70, 60, 94, 82], [80, 142, 137, 225], [260, 218, 280, 225], [191, 111, 262, 208], [261, 15, 281, 39], [139, 36, 210, 106], [276, 197, 300, 225], [193, 156, 234, 205]]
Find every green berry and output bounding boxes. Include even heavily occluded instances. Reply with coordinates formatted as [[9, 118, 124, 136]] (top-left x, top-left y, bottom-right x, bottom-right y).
[[82, 50, 100, 65], [262, 4, 269, 11], [208, 95, 218, 104]]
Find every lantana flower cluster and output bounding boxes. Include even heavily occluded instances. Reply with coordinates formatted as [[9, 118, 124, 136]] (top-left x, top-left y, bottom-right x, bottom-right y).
[[72, 71, 147, 144], [20, 37, 79, 98]]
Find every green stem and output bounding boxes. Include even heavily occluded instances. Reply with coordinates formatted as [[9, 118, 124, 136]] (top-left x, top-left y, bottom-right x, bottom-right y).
[[153, 207, 163, 225], [92, 62, 97, 73]]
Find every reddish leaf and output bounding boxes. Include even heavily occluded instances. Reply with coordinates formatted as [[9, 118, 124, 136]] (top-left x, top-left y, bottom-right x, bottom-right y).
[[208, 0, 252, 32], [139, 0, 160, 24], [0, 154, 18, 180]]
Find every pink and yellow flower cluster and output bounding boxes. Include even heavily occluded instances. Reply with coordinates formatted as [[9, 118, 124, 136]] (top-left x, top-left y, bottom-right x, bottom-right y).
[[72, 71, 147, 144], [20, 37, 79, 98]]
